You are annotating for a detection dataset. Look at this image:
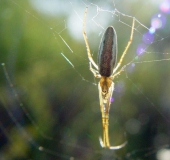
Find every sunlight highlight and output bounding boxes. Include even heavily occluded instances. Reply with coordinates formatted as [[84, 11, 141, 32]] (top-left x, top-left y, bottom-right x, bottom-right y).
[[157, 149, 170, 160]]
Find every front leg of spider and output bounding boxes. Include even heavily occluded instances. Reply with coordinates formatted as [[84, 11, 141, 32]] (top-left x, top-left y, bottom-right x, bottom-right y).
[[98, 26, 127, 149]]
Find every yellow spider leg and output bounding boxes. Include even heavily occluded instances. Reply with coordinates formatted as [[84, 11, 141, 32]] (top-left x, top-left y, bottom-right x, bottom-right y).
[[112, 18, 135, 75], [98, 82, 127, 149], [83, 7, 99, 70]]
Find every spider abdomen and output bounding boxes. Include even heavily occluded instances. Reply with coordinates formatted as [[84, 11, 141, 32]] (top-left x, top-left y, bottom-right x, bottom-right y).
[[98, 26, 117, 77]]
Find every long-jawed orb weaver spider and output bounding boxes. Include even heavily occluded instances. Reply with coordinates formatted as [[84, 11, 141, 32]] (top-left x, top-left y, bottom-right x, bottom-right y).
[[83, 7, 135, 149]]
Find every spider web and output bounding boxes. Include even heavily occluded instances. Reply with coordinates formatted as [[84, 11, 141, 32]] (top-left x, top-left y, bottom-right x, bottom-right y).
[[0, 0, 170, 159]]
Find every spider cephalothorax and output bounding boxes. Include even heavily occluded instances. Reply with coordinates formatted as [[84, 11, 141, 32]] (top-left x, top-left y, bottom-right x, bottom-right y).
[[99, 77, 113, 99]]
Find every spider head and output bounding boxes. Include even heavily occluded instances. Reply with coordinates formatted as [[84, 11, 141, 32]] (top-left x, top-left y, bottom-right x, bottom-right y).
[[99, 76, 112, 98]]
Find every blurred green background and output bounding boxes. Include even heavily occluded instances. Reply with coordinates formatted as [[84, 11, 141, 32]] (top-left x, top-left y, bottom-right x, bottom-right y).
[[0, 0, 170, 159]]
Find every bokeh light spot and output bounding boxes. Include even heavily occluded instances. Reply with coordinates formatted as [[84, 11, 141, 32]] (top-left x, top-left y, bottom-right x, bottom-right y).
[[110, 97, 114, 103], [142, 32, 154, 44], [127, 63, 135, 73], [160, 0, 170, 13], [125, 118, 141, 135], [151, 14, 166, 30], [135, 56, 139, 60], [151, 17, 162, 29], [136, 43, 146, 55], [115, 80, 125, 94], [157, 149, 170, 160], [149, 27, 156, 34]]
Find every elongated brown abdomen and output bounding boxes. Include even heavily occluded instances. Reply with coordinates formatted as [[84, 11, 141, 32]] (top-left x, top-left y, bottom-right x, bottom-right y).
[[98, 26, 117, 77]]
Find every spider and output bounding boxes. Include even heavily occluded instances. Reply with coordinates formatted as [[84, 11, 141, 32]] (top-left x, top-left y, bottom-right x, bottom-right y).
[[83, 7, 135, 149]]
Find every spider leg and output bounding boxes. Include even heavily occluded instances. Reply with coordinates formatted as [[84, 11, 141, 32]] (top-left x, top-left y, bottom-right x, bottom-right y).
[[112, 18, 135, 75], [98, 82, 127, 149], [98, 82, 108, 147], [89, 62, 101, 78], [110, 65, 126, 79], [83, 7, 99, 71]]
